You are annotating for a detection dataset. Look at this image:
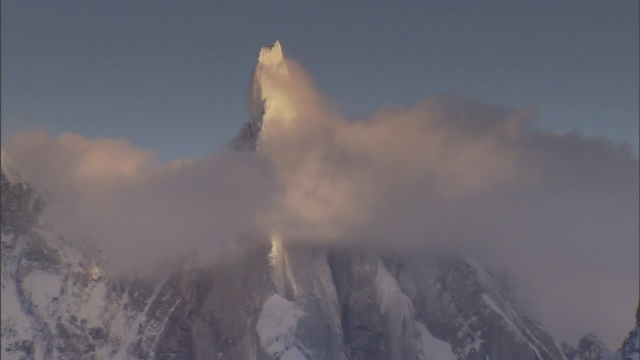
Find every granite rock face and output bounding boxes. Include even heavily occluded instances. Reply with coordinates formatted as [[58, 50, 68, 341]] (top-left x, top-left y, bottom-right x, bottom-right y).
[[0, 170, 568, 359], [0, 216, 570, 359]]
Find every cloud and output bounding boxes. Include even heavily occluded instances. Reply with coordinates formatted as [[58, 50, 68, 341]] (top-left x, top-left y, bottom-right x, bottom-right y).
[[4, 129, 277, 274], [3, 55, 638, 348]]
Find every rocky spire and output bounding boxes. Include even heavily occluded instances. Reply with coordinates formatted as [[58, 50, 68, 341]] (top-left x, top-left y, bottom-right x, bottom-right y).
[[232, 40, 294, 152]]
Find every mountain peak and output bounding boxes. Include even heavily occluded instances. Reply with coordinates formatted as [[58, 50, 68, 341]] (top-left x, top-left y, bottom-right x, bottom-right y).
[[563, 332, 612, 360], [257, 40, 284, 67], [231, 40, 292, 151]]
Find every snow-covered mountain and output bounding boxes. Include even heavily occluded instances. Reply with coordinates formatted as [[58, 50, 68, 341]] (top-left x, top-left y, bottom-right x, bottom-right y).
[[604, 303, 639, 360], [1, 41, 636, 360], [562, 333, 612, 360]]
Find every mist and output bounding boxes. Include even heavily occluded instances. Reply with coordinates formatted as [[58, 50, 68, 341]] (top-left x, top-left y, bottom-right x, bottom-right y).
[[3, 53, 638, 349], [4, 130, 278, 273]]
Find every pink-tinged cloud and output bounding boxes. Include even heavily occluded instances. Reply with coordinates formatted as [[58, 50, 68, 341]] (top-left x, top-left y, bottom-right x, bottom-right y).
[[3, 55, 638, 348]]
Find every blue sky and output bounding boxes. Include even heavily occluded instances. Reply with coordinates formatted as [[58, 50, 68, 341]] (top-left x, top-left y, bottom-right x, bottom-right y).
[[2, 0, 638, 161]]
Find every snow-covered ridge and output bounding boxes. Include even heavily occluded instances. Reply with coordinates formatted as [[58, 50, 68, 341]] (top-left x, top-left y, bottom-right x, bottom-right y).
[[257, 294, 306, 359], [257, 40, 285, 68]]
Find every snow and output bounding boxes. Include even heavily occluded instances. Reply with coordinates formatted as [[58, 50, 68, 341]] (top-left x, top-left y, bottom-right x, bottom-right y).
[[280, 347, 308, 360], [374, 259, 412, 317], [108, 275, 175, 358], [148, 299, 182, 359], [1, 269, 37, 358], [75, 281, 108, 327], [256, 294, 305, 358], [415, 322, 457, 360], [0, 148, 25, 185], [23, 271, 63, 323], [481, 293, 546, 360], [481, 293, 518, 332], [108, 308, 135, 359], [374, 260, 459, 360]]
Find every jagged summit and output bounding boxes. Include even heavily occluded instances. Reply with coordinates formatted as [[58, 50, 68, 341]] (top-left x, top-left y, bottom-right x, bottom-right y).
[[257, 40, 284, 66], [232, 40, 294, 151]]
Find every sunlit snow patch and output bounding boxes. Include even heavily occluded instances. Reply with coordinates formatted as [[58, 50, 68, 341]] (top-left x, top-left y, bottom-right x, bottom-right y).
[[256, 294, 307, 359]]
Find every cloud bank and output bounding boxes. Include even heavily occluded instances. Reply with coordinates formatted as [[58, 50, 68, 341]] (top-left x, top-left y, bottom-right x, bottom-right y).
[[4, 130, 277, 272], [3, 54, 638, 348]]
